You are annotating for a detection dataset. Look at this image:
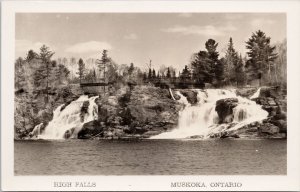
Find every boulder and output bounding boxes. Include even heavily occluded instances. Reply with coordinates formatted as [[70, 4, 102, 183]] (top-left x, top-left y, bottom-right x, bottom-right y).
[[236, 87, 257, 98], [78, 120, 103, 139], [179, 90, 198, 104], [270, 119, 287, 133], [259, 123, 280, 135], [80, 101, 90, 122], [215, 98, 238, 124], [259, 86, 281, 98]]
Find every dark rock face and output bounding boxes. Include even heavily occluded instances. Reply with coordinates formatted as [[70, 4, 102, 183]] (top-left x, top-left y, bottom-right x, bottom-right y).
[[209, 86, 287, 139], [127, 86, 182, 134], [259, 123, 280, 135], [78, 120, 104, 139], [253, 97, 279, 116], [252, 86, 287, 138], [80, 101, 90, 122], [75, 85, 182, 139], [215, 98, 238, 124], [179, 90, 198, 104], [236, 87, 257, 98]]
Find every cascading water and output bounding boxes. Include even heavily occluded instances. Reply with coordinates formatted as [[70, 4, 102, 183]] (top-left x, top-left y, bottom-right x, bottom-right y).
[[151, 89, 268, 139], [250, 87, 261, 99], [36, 95, 99, 140], [169, 88, 176, 100]]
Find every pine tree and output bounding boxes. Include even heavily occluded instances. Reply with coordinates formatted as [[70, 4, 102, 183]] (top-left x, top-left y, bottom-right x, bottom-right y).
[[205, 39, 219, 81], [93, 69, 97, 82], [128, 63, 135, 77], [33, 45, 55, 104], [96, 50, 110, 81], [235, 54, 246, 87], [25, 50, 38, 62], [245, 30, 278, 85], [191, 51, 213, 85], [148, 68, 152, 79], [166, 67, 171, 78], [180, 65, 191, 82], [215, 59, 225, 86], [77, 58, 86, 83], [224, 37, 238, 85], [152, 69, 156, 78]]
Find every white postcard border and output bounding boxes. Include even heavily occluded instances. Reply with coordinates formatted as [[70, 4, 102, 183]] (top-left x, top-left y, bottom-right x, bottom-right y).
[[1, 1, 300, 191]]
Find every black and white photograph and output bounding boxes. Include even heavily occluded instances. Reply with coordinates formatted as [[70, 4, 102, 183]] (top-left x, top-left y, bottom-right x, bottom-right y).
[[1, 0, 300, 191]]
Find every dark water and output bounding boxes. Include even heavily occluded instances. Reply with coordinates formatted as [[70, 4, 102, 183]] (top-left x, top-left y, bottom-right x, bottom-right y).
[[15, 139, 286, 175]]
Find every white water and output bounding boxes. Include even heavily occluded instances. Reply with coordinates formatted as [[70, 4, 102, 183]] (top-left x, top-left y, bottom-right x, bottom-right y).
[[169, 88, 176, 100], [37, 95, 99, 139], [151, 89, 268, 139], [30, 123, 43, 137], [250, 88, 261, 99]]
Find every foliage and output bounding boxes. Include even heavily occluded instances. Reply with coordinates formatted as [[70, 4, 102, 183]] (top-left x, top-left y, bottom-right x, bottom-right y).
[[15, 57, 26, 90], [224, 37, 239, 84], [245, 30, 278, 85], [180, 65, 191, 82], [76, 58, 86, 83]]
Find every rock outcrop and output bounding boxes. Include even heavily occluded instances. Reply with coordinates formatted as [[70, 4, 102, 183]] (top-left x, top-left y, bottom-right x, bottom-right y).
[[215, 98, 238, 124], [178, 90, 198, 104], [76, 85, 183, 139], [210, 86, 287, 139]]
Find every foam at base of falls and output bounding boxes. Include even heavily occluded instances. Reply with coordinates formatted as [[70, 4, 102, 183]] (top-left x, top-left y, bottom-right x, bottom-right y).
[[151, 89, 268, 139], [37, 95, 99, 140]]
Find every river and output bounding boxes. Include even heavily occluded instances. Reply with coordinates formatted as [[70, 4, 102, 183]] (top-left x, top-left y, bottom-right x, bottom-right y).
[[15, 139, 286, 175]]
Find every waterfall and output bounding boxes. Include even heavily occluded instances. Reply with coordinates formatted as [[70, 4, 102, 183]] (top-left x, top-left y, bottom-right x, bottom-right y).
[[250, 88, 261, 99], [169, 88, 176, 100], [30, 123, 43, 138], [37, 95, 99, 140], [151, 89, 268, 139]]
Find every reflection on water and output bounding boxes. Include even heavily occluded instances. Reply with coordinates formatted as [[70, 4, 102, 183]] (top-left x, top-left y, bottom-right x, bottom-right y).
[[14, 139, 286, 175]]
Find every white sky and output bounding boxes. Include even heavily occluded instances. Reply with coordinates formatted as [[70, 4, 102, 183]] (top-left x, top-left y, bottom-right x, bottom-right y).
[[16, 13, 286, 72]]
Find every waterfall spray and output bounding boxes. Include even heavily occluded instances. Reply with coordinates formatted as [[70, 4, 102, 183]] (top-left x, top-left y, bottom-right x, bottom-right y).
[[151, 89, 268, 139], [37, 95, 99, 140]]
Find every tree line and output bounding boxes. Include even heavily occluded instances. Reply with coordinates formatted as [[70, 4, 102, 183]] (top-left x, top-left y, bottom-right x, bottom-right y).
[[177, 30, 286, 88], [15, 30, 286, 95]]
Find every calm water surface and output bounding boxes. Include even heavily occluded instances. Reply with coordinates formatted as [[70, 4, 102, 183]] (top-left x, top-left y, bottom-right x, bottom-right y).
[[15, 139, 286, 175]]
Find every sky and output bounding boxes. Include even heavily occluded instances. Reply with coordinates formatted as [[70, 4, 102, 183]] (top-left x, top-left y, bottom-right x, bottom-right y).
[[16, 13, 286, 72]]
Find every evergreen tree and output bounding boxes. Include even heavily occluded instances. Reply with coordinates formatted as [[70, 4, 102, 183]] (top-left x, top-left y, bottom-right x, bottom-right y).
[[235, 54, 246, 87], [15, 57, 26, 89], [148, 68, 152, 79], [166, 67, 171, 78], [96, 49, 110, 81], [245, 30, 278, 85], [172, 70, 176, 78], [93, 69, 97, 81], [128, 63, 135, 76], [77, 58, 86, 83], [25, 50, 38, 62], [33, 45, 55, 104], [205, 39, 220, 83], [180, 65, 191, 82], [224, 37, 238, 84], [215, 59, 225, 85], [106, 61, 118, 83], [191, 51, 214, 85], [152, 69, 156, 78]]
